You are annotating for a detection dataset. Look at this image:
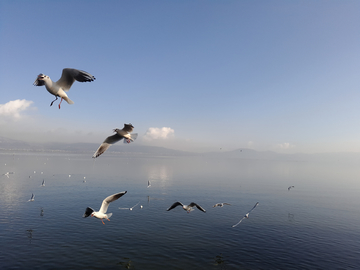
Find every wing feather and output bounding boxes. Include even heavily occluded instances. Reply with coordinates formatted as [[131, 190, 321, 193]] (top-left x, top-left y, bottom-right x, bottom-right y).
[[99, 191, 127, 213], [189, 202, 206, 212], [167, 201, 183, 211], [56, 68, 95, 91], [92, 134, 123, 158]]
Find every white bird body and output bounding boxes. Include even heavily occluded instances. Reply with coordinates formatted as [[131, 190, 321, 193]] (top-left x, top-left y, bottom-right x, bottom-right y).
[[83, 191, 127, 224], [33, 68, 95, 109], [167, 201, 206, 213], [93, 124, 138, 158], [28, 193, 35, 202]]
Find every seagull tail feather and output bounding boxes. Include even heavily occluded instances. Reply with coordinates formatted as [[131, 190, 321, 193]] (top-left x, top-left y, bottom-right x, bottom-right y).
[[63, 96, 74, 104], [106, 213, 113, 219]]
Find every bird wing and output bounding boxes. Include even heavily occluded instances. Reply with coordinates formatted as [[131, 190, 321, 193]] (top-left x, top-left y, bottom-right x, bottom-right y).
[[223, 203, 231, 205], [56, 68, 95, 91], [248, 202, 259, 213], [167, 201, 183, 211], [232, 216, 246, 227], [83, 207, 95, 218], [92, 134, 123, 158], [213, 203, 220, 207], [189, 202, 206, 212], [122, 123, 134, 133], [99, 191, 127, 213], [131, 201, 140, 209]]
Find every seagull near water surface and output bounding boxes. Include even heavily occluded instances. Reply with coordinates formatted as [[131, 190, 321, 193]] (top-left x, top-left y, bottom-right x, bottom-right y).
[[119, 201, 140, 211], [232, 202, 259, 228], [33, 68, 95, 109], [83, 191, 127, 224], [28, 193, 35, 202], [167, 202, 206, 213], [92, 124, 138, 158], [213, 203, 231, 208]]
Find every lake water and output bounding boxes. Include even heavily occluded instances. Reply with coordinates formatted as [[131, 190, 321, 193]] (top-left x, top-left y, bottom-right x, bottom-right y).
[[0, 151, 359, 269]]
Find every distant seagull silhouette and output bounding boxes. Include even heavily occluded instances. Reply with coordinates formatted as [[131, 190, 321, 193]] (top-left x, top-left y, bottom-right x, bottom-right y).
[[232, 202, 259, 228], [83, 191, 127, 225], [28, 193, 35, 202], [147, 180, 151, 188], [40, 179, 45, 187], [33, 68, 95, 109], [119, 201, 140, 211], [92, 124, 138, 158], [213, 203, 231, 208], [2, 172, 14, 178], [167, 202, 206, 213], [288, 186, 295, 191]]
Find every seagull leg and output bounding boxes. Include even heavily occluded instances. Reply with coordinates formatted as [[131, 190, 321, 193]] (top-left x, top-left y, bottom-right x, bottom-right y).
[[58, 98, 63, 109], [107, 218, 110, 221], [50, 96, 58, 107], [101, 219, 105, 225]]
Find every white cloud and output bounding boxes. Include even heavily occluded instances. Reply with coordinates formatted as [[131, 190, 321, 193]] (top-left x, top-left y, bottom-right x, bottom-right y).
[[247, 141, 254, 148], [143, 127, 175, 141], [277, 142, 295, 149], [0, 99, 34, 119]]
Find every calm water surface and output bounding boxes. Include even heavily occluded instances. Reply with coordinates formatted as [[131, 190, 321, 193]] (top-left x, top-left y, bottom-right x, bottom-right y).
[[0, 152, 359, 269]]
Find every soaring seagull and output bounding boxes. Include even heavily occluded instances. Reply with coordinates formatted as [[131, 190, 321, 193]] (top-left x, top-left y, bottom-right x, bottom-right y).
[[213, 203, 231, 208], [33, 68, 95, 109], [40, 179, 45, 187], [92, 124, 138, 158], [167, 202, 206, 213], [83, 191, 127, 224], [232, 202, 259, 227], [288, 186, 295, 191], [147, 180, 151, 188]]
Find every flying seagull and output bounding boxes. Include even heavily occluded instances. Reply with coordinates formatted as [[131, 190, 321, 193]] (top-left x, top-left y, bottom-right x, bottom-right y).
[[119, 201, 140, 211], [213, 203, 231, 208], [28, 193, 35, 202], [147, 180, 151, 188], [288, 186, 295, 191], [2, 172, 14, 178], [167, 202, 206, 213], [33, 68, 95, 109], [92, 124, 138, 158], [232, 202, 259, 227], [40, 179, 45, 187], [83, 191, 127, 224]]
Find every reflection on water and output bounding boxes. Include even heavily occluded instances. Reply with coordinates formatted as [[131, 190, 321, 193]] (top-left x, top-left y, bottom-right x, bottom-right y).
[[0, 152, 360, 269]]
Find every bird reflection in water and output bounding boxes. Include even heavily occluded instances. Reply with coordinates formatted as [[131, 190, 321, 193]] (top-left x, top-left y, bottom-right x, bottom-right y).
[[117, 257, 134, 269], [214, 253, 227, 270], [26, 229, 33, 244]]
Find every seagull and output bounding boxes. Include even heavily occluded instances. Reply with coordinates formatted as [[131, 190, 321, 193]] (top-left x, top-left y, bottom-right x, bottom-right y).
[[119, 201, 140, 211], [232, 202, 259, 227], [288, 186, 295, 191], [213, 203, 231, 208], [2, 172, 14, 178], [167, 202, 206, 213], [92, 124, 138, 158], [40, 179, 45, 187], [33, 68, 95, 109], [28, 193, 35, 202], [147, 180, 151, 188], [83, 191, 127, 224]]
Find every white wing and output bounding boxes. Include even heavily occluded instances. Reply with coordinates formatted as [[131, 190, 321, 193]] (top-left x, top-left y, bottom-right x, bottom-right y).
[[232, 216, 246, 227], [99, 191, 127, 213]]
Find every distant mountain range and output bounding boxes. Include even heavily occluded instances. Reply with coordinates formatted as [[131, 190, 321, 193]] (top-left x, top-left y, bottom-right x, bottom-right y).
[[1, 135, 360, 162]]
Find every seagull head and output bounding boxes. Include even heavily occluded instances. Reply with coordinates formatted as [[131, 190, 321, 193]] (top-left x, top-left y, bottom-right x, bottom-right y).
[[113, 128, 120, 133]]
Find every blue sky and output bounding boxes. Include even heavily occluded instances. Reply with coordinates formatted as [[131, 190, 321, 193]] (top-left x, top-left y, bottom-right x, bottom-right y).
[[1, 1, 359, 153]]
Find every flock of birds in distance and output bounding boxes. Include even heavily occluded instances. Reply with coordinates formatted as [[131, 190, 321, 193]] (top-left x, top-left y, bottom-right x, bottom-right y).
[[3, 68, 296, 227]]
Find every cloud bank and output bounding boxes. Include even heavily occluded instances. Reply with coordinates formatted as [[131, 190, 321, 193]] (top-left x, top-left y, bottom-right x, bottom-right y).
[[0, 99, 34, 119], [143, 127, 175, 141]]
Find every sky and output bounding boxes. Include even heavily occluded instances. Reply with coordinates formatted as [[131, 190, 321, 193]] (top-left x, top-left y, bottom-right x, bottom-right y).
[[0, 0, 360, 153]]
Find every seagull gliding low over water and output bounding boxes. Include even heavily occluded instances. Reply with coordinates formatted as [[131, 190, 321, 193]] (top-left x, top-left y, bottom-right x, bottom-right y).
[[83, 191, 127, 224], [232, 202, 259, 228], [33, 68, 95, 109], [167, 202, 206, 213]]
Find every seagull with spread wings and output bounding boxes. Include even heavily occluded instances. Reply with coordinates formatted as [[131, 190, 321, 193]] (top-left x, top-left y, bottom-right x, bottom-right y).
[[213, 202, 231, 208], [232, 202, 259, 227], [167, 202, 206, 213], [83, 191, 127, 224], [33, 68, 95, 109], [92, 124, 138, 158]]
